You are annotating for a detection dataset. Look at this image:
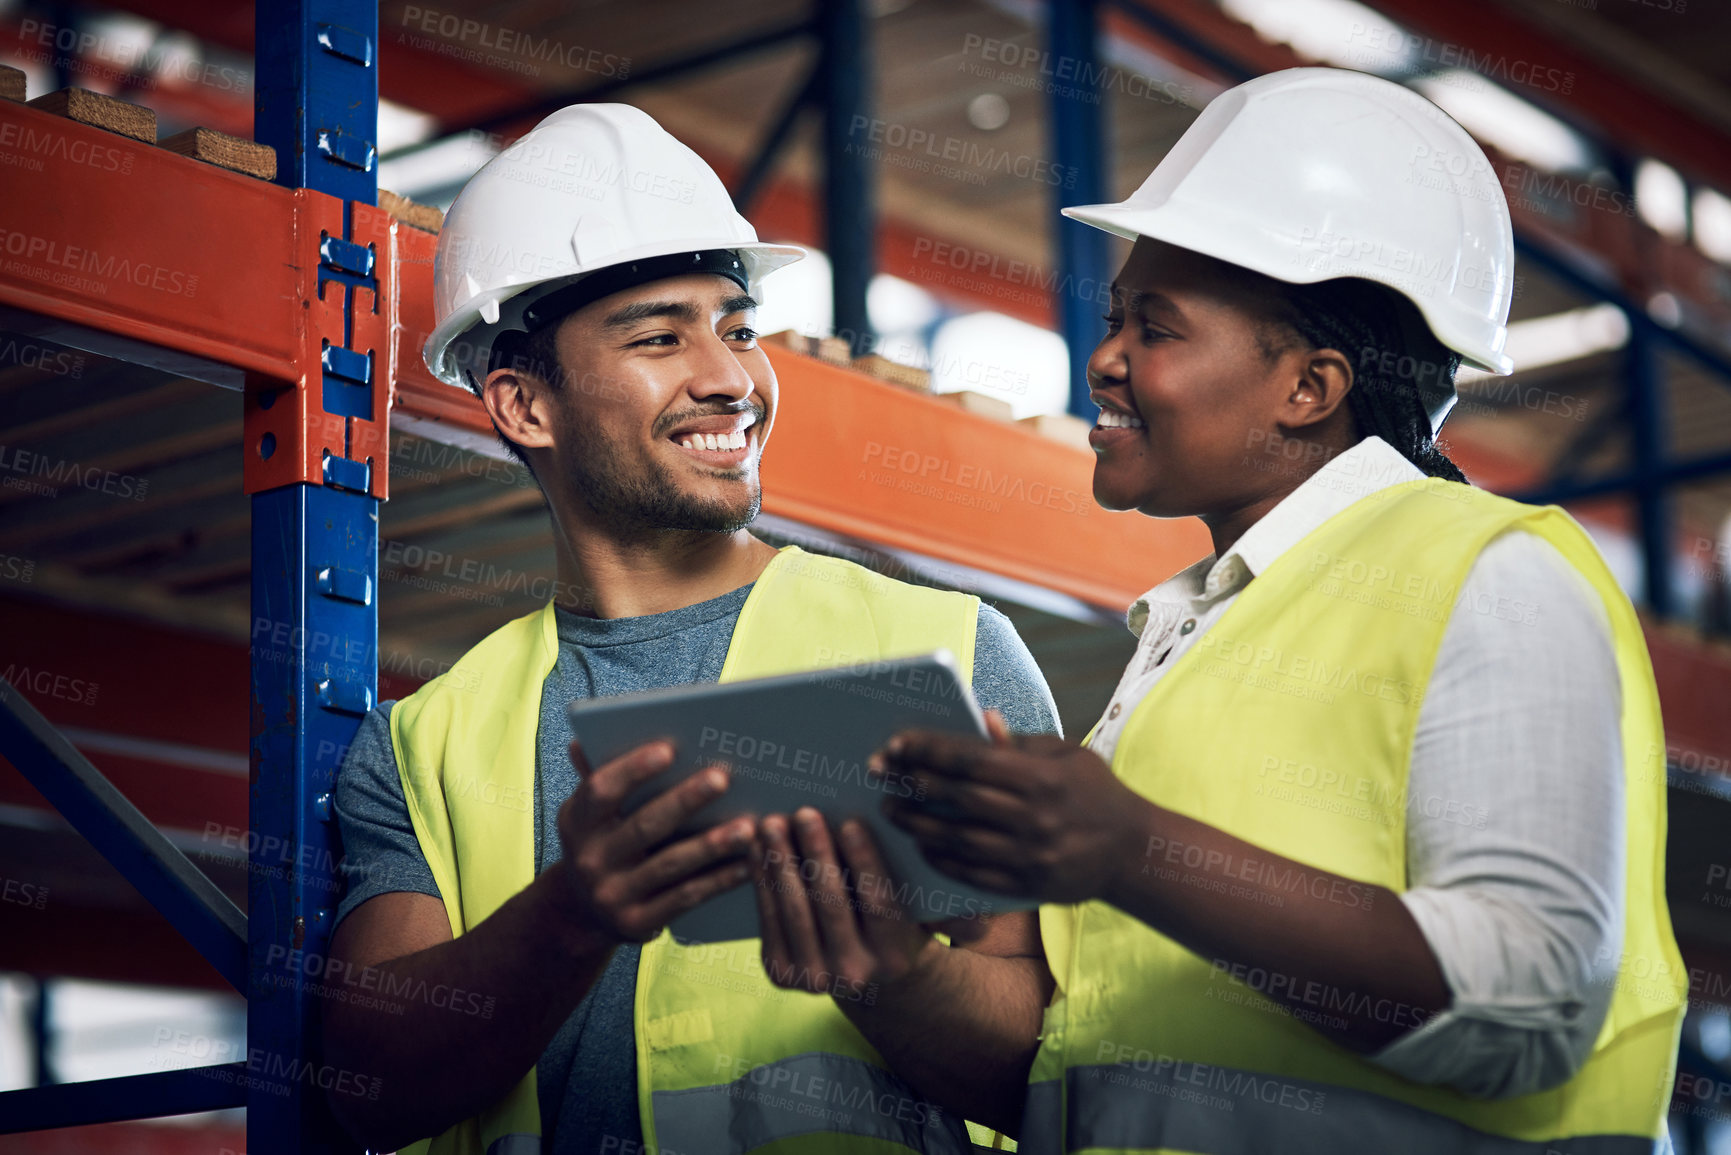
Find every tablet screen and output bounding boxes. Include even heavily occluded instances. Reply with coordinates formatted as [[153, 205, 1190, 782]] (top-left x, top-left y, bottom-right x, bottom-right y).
[[566, 651, 1032, 942]]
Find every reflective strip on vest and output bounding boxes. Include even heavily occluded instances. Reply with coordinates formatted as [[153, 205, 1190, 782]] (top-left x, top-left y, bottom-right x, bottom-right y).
[[1020, 1081, 1062, 1155], [650, 1052, 971, 1155], [1039, 1064, 1663, 1155], [484, 1136, 539, 1155]]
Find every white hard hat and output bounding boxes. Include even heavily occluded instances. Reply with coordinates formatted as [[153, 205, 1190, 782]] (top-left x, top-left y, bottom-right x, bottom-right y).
[[1064, 68, 1515, 433], [423, 103, 805, 390]]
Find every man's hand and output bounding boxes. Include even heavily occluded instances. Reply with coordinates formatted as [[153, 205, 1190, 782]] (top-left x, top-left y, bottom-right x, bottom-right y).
[[756, 808, 942, 998], [877, 711, 1148, 905], [553, 739, 756, 946]]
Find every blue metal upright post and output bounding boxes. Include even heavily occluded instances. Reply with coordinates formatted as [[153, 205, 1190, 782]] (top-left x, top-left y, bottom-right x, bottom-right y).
[[256, 0, 380, 204], [1049, 0, 1110, 421], [1627, 326, 1675, 615], [29, 978, 52, 1087], [251, 1, 380, 1150], [248, 486, 377, 1151], [819, 0, 875, 355]]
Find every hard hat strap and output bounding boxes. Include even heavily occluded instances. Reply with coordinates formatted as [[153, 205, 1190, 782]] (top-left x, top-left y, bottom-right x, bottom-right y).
[[521, 249, 750, 333]]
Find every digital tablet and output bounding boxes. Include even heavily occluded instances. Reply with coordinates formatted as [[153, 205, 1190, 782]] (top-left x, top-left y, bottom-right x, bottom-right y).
[[566, 651, 1032, 943]]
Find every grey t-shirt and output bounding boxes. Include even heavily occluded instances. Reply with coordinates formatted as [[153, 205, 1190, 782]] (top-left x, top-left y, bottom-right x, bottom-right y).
[[332, 581, 1059, 1153]]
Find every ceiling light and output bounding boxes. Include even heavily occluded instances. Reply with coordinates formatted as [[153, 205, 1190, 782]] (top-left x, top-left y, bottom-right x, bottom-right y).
[[1646, 291, 1683, 329], [752, 247, 833, 342], [1220, 0, 1412, 73], [1693, 188, 1731, 263], [1635, 159, 1688, 240], [930, 311, 1069, 418], [868, 274, 942, 334], [376, 130, 500, 207], [967, 93, 1011, 132], [377, 99, 439, 156], [1455, 302, 1629, 384]]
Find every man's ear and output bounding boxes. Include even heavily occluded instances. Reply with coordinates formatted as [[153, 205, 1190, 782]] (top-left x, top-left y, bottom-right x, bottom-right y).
[[1277, 346, 1354, 433], [481, 360, 557, 452]]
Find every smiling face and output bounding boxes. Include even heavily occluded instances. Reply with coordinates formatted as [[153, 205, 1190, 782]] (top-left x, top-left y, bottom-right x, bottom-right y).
[[487, 271, 775, 536], [1086, 239, 1356, 522]]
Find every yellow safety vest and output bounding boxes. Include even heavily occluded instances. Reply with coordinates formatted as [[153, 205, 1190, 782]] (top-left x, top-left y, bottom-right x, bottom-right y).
[[391, 546, 987, 1155], [1026, 480, 1685, 1154]]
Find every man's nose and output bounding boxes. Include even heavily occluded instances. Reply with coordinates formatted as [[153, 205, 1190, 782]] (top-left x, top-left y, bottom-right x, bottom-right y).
[[687, 331, 756, 400]]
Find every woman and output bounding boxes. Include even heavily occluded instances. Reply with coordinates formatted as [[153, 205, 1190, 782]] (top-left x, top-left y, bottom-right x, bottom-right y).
[[754, 68, 1685, 1152]]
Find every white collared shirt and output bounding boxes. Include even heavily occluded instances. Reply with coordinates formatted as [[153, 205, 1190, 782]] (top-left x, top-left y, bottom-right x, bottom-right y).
[[1089, 436, 1625, 1098]]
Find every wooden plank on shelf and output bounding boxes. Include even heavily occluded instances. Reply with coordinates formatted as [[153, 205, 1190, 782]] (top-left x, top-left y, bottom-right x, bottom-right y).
[[761, 330, 811, 354], [811, 336, 852, 365], [935, 390, 1015, 422], [852, 354, 931, 392], [0, 65, 24, 102], [27, 88, 157, 143], [158, 127, 276, 180], [1020, 412, 1095, 452], [759, 330, 852, 368], [379, 188, 444, 233]]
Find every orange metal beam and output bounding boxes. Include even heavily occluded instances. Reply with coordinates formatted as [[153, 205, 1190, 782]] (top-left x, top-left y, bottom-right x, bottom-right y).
[[390, 227, 1204, 609], [759, 349, 1209, 609], [1647, 623, 1731, 777], [0, 99, 300, 381], [0, 98, 392, 499], [0, 97, 1189, 609]]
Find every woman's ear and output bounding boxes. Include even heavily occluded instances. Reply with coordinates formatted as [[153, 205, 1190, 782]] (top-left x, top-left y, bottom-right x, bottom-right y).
[[1280, 346, 1355, 432]]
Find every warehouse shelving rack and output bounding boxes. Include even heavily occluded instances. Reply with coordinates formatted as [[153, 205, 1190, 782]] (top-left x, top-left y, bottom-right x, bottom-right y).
[[0, 1, 391, 1146]]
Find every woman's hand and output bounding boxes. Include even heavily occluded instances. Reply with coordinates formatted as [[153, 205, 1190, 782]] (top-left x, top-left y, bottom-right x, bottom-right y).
[[756, 808, 943, 1000], [877, 711, 1148, 905]]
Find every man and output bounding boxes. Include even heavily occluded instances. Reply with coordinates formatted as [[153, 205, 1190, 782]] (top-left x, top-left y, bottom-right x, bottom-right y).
[[320, 104, 1062, 1155]]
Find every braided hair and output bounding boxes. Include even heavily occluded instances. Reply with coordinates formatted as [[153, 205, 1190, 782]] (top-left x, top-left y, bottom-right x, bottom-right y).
[[1267, 278, 1468, 483]]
